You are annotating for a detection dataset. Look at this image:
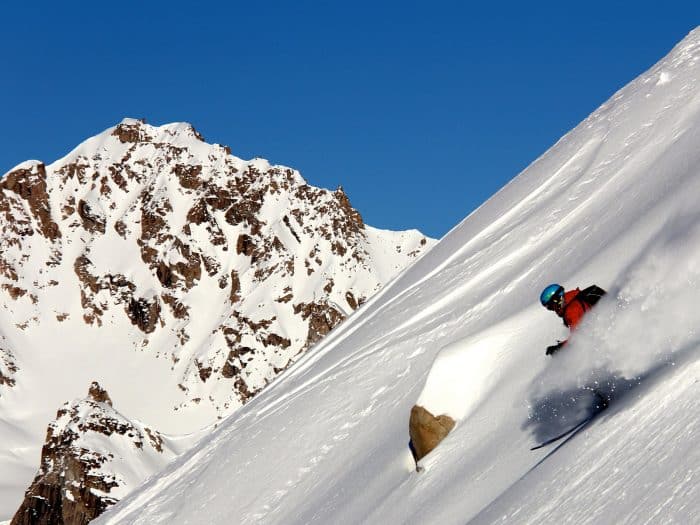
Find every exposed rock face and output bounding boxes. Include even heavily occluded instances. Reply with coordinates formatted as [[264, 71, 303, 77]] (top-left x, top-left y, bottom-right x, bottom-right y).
[[0, 344, 18, 388], [11, 382, 177, 525], [408, 405, 456, 462], [1, 162, 61, 241], [111, 120, 152, 143], [87, 381, 112, 405], [294, 301, 346, 346]]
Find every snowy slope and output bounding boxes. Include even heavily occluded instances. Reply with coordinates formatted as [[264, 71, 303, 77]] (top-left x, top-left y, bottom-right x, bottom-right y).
[[99, 28, 700, 524], [0, 121, 433, 521]]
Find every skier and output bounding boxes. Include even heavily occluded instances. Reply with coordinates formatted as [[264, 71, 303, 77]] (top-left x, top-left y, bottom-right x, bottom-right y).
[[539, 283, 606, 355]]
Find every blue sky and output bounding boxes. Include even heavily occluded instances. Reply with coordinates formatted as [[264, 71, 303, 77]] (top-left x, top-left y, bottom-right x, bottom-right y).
[[2, 2, 699, 238]]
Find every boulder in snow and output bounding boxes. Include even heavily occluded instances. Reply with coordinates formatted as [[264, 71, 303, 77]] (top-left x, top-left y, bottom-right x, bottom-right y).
[[408, 404, 455, 462]]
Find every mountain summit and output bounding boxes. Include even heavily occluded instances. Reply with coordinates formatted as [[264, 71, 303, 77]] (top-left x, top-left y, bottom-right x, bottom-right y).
[[0, 119, 433, 521]]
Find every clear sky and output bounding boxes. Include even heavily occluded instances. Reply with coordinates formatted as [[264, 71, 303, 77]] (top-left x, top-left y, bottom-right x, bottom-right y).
[[2, 1, 699, 238]]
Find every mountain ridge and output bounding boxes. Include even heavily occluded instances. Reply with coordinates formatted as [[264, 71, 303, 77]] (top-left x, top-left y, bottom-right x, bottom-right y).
[[0, 118, 434, 522]]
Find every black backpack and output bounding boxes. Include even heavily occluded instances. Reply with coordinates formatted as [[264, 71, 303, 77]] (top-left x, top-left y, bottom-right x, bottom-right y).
[[576, 285, 607, 308]]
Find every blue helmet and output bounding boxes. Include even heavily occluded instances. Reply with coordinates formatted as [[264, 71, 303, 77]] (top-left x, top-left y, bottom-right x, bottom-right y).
[[540, 284, 564, 307]]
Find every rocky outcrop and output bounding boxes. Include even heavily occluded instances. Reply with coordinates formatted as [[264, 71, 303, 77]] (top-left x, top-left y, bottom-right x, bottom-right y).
[[0, 344, 18, 388], [1, 163, 62, 241], [408, 405, 455, 462], [111, 119, 152, 143], [125, 296, 161, 333], [293, 301, 346, 346], [77, 200, 105, 235], [11, 382, 174, 525]]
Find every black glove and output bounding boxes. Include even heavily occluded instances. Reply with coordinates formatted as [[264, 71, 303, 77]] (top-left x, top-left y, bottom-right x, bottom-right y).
[[546, 341, 565, 356]]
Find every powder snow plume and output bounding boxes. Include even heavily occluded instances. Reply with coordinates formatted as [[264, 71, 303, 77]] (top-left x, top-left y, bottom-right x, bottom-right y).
[[532, 152, 700, 405]]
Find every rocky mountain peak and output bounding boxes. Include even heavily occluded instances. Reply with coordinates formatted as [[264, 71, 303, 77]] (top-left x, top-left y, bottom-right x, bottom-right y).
[[11, 383, 177, 525], [0, 120, 435, 522], [87, 382, 112, 406], [0, 120, 433, 421], [110, 118, 206, 146]]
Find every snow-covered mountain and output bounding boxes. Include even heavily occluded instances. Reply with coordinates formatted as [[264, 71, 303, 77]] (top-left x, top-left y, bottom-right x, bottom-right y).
[[0, 120, 433, 522], [97, 28, 700, 524]]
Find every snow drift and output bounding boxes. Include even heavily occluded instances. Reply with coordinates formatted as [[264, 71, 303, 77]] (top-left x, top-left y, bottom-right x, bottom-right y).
[[100, 28, 700, 524]]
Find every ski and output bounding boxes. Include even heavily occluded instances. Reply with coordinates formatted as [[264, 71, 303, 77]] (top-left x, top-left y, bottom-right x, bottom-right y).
[[530, 390, 608, 450], [530, 416, 593, 450]]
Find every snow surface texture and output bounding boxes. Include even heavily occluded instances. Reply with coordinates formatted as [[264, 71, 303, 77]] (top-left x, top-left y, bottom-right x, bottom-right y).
[[100, 28, 700, 524], [0, 120, 432, 520]]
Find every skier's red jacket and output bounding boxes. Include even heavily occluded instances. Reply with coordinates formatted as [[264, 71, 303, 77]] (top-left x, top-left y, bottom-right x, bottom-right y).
[[560, 288, 590, 329]]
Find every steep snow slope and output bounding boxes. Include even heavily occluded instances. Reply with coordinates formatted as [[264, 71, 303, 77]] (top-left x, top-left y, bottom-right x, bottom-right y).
[[99, 28, 700, 524]]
